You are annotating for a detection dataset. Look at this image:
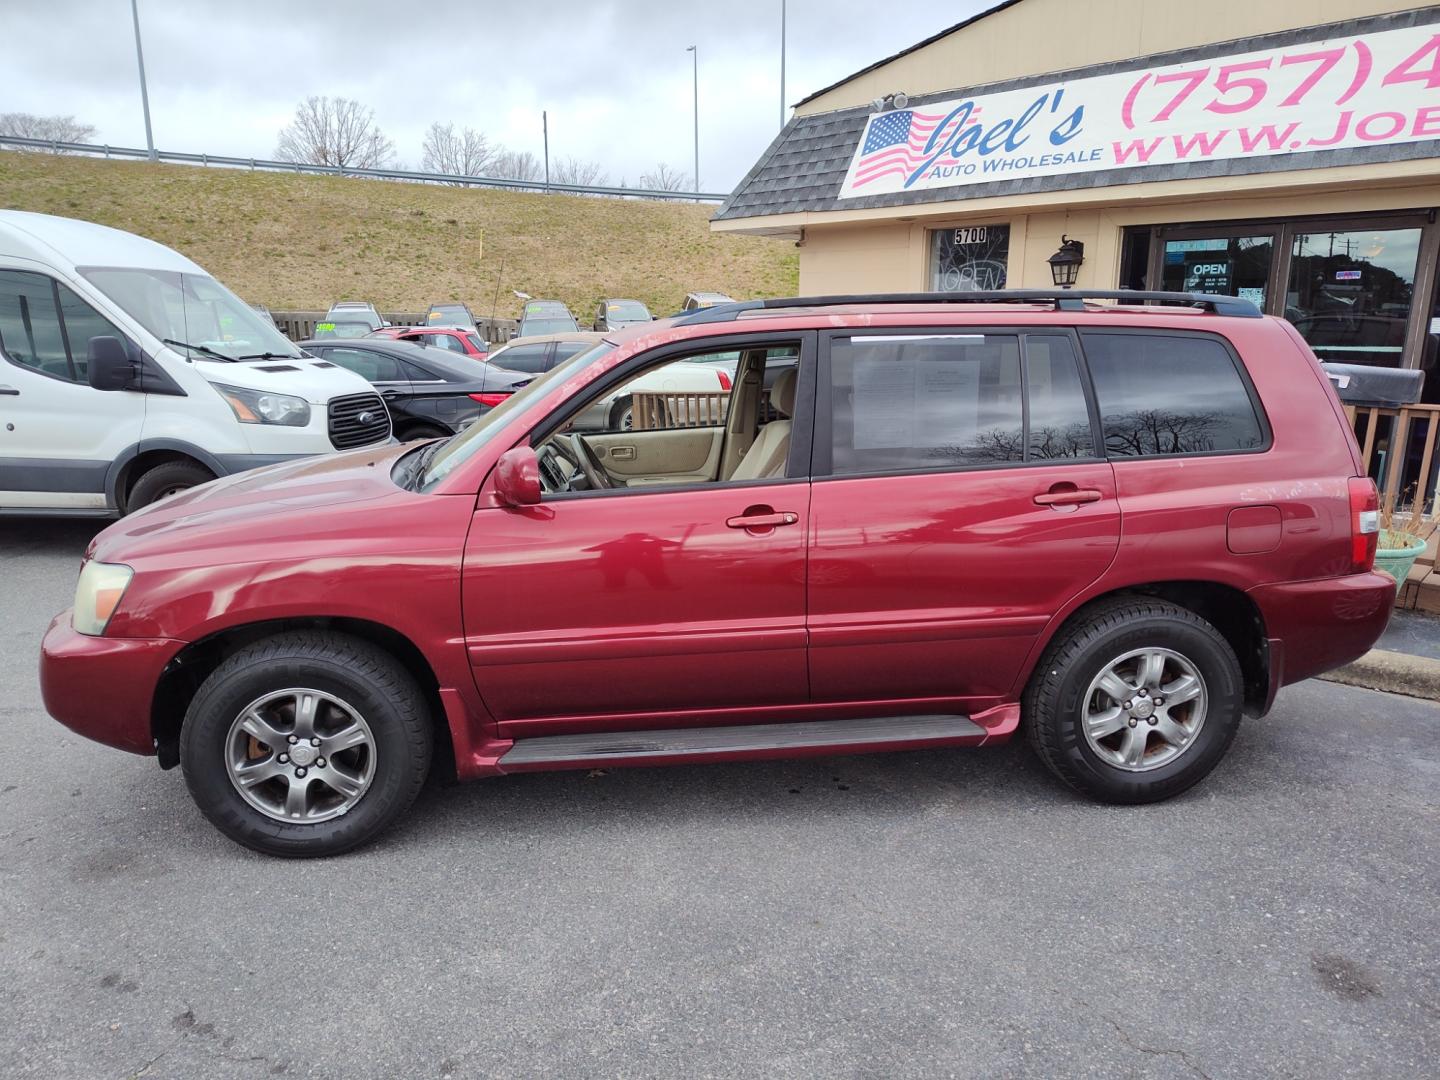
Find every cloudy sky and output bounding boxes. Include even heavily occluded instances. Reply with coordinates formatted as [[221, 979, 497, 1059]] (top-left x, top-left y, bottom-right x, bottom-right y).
[[5, 0, 992, 192]]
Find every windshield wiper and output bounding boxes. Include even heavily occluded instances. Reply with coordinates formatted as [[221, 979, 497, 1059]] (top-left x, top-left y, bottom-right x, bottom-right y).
[[408, 439, 447, 491], [236, 351, 299, 361], [163, 338, 237, 363]]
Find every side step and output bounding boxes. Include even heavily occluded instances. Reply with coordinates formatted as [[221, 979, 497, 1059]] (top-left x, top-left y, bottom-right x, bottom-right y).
[[498, 713, 986, 767]]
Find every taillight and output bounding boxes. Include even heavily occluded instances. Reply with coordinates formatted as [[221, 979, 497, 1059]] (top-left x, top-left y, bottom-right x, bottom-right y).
[[716, 370, 732, 390], [470, 392, 511, 407], [1349, 476, 1380, 572]]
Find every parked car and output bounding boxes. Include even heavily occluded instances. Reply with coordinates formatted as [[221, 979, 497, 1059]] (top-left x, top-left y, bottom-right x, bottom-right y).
[[484, 332, 606, 375], [41, 290, 1394, 856], [682, 291, 734, 313], [370, 325, 489, 360], [325, 301, 385, 331], [593, 298, 652, 331], [300, 337, 530, 441], [425, 302, 479, 332], [516, 299, 578, 337], [0, 210, 390, 516]]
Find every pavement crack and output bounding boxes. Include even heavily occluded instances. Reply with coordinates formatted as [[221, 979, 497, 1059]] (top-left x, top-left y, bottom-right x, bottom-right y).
[[1102, 1013, 1213, 1080]]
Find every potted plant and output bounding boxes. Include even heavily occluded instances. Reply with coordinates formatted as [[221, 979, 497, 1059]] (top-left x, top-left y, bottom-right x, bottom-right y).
[[1374, 499, 1436, 585]]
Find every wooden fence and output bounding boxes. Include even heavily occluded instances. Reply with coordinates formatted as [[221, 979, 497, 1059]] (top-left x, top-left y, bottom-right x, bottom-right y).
[[1345, 403, 1440, 526], [631, 391, 729, 430]]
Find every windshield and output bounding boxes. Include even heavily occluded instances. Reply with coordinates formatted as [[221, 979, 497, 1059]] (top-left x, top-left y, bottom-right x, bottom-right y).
[[430, 306, 472, 324], [421, 342, 614, 491], [519, 317, 577, 336], [606, 300, 650, 323], [80, 267, 301, 360], [313, 321, 374, 339]]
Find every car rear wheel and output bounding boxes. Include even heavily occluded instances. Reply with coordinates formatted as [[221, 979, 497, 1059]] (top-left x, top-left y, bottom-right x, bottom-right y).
[[399, 423, 449, 442], [127, 460, 214, 511], [1024, 597, 1244, 803], [178, 632, 432, 857]]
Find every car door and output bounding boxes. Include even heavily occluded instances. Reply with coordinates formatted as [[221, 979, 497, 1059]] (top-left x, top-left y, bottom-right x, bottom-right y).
[[806, 327, 1120, 708], [0, 269, 146, 511], [460, 332, 817, 736]]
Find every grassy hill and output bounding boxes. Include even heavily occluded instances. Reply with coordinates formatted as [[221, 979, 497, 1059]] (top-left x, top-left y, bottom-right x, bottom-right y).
[[0, 153, 797, 320]]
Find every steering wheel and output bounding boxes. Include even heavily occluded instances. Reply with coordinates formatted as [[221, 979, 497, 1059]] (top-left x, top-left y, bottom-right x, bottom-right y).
[[568, 433, 612, 490]]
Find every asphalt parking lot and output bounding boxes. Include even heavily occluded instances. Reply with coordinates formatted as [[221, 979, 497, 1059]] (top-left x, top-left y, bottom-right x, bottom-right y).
[[2, 518, 1438, 1079]]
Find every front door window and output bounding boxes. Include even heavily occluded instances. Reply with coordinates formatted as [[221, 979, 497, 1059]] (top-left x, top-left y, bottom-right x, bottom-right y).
[[1286, 227, 1423, 368]]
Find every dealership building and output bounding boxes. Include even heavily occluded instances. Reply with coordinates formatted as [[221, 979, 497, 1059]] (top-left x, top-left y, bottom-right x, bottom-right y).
[[715, 0, 1440, 390]]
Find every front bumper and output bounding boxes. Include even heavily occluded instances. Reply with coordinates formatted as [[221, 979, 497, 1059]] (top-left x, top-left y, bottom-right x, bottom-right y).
[[1251, 571, 1396, 695], [40, 611, 183, 756]]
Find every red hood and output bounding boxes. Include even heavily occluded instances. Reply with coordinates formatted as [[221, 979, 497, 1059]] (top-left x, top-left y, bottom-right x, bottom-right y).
[[90, 443, 413, 565]]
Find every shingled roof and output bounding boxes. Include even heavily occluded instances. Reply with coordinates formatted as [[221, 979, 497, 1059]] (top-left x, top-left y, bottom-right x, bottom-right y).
[[713, 6, 1440, 225]]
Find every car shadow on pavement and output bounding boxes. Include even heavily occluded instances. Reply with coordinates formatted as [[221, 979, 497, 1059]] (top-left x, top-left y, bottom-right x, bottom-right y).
[[0, 517, 107, 557], [384, 740, 1086, 851]]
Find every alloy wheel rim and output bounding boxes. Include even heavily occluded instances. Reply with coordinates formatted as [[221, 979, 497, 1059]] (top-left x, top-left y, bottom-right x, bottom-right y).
[[1081, 648, 1208, 772], [224, 688, 376, 823]]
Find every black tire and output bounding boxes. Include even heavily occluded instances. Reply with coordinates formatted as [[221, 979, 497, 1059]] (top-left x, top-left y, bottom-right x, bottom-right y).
[[1024, 597, 1243, 804], [179, 632, 433, 857], [399, 424, 449, 443], [127, 460, 214, 511], [608, 397, 634, 431]]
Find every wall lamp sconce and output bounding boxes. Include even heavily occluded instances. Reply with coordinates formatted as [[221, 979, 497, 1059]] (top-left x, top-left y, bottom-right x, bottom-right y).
[[1048, 236, 1085, 288]]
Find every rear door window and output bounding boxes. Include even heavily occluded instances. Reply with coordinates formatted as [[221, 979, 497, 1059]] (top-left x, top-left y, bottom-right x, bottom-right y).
[[1080, 332, 1265, 457], [492, 343, 552, 374]]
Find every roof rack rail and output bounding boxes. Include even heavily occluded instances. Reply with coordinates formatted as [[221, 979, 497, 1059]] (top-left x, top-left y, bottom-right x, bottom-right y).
[[674, 289, 1262, 325]]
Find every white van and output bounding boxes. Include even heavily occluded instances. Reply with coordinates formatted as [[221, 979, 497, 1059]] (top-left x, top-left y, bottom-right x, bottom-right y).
[[0, 211, 392, 515]]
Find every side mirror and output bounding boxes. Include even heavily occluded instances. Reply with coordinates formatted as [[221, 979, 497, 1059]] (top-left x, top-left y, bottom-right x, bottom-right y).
[[493, 445, 542, 507], [87, 336, 138, 391]]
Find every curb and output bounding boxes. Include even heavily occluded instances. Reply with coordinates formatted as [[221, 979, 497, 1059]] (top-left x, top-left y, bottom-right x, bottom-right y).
[[1318, 648, 1440, 702]]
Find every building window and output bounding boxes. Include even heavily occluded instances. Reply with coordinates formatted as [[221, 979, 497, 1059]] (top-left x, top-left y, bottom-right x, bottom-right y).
[[1286, 227, 1422, 369], [1160, 235, 1274, 310], [930, 225, 1009, 292]]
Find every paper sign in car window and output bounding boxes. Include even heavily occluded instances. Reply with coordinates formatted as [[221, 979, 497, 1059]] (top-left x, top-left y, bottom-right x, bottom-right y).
[[316, 322, 335, 331]]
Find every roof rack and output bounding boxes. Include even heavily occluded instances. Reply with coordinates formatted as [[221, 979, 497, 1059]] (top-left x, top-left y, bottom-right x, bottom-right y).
[[674, 289, 1262, 325]]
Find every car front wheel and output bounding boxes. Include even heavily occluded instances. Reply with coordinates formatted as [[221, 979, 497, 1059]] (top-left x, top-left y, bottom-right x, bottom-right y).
[[178, 632, 432, 856], [1024, 597, 1244, 803]]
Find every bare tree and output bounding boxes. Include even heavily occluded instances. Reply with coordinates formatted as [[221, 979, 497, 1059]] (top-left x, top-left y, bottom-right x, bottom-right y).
[[421, 122, 493, 183], [488, 150, 543, 182], [550, 156, 609, 187], [639, 163, 688, 192], [275, 96, 394, 169], [0, 112, 96, 151]]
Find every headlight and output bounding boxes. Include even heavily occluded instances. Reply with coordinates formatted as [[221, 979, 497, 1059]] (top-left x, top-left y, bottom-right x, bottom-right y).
[[210, 382, 311, 426], [73, 560, 134, 636]]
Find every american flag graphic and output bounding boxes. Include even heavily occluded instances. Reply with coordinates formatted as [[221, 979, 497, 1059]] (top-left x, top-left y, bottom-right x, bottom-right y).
[[851, 109, 964, 188]]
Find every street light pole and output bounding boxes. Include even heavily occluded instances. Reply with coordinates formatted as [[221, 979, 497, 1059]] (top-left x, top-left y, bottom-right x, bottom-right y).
[[129, 0, 157, 161], [686, 44, 699, 194], [542, 110, 550, 193], [780, 0, 787, 128]]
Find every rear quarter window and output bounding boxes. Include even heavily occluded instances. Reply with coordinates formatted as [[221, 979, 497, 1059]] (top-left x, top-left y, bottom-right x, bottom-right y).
[[1081, 331, 1266, 457]]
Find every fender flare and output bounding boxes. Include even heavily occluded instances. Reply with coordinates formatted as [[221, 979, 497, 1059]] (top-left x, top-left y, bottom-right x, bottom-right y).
[[104, 439, 228, 508]]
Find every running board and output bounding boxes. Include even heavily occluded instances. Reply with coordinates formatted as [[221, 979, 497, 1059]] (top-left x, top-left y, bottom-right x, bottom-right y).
[[498, 713, 986, 767]]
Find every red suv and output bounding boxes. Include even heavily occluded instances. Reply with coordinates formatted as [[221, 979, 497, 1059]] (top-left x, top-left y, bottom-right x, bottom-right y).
[[40, 291, 1393, 856]]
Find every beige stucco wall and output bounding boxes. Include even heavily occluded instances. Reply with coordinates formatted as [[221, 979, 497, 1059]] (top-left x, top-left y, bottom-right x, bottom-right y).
[[794, 175, 1440, 295], [796, 0, 1427, 116]]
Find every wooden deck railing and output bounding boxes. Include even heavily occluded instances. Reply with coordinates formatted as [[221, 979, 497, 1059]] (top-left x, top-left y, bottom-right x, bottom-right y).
[[631, 391, 729, 430], [1345, 403, 1440, 527]]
